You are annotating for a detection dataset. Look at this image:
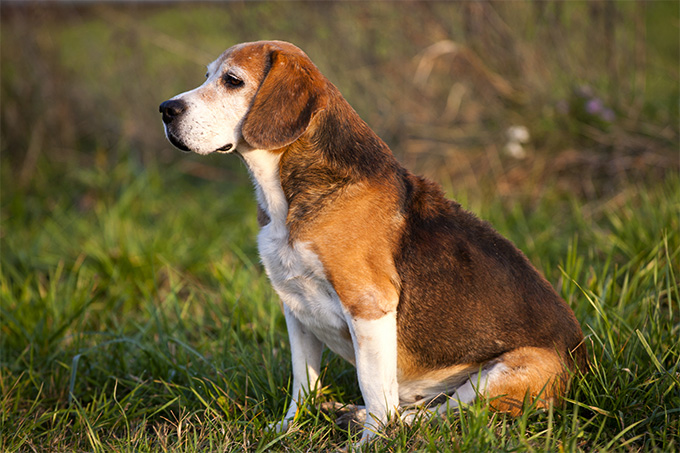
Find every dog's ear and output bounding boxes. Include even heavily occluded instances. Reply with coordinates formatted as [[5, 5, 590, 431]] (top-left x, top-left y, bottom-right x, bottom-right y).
[[242, 48, 328, 150]]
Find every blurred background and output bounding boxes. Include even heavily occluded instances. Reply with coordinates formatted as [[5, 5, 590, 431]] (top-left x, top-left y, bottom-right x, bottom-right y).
[[2, 1, 678, 200]]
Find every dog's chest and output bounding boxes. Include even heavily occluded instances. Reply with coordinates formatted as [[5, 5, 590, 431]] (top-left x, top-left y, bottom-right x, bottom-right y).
[[243, 149, 355, 363], [258, 225, 355, 363]]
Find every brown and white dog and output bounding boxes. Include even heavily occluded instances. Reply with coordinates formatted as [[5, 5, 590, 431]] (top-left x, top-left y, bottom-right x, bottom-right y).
[[160, 40, 586, 443]]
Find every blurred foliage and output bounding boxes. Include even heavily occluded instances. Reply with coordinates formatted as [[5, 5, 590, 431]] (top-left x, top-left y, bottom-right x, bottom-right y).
[[1, 1, 678, 198]]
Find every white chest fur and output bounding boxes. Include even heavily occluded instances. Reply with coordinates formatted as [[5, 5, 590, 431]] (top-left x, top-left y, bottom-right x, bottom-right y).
[[240, 149, 356, 364]]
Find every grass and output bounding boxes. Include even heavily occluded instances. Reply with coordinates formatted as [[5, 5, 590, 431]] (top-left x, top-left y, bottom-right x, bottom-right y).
[[1, 154, 678, 451], [1, 2, 678, 451]]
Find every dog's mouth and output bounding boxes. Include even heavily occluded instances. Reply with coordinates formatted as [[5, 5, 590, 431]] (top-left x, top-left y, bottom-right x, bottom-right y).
[[166, 133, 191, 153], [165, 129, 234, 155]]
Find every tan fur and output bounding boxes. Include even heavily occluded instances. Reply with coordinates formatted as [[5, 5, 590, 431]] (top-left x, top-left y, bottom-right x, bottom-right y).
[[397, 361, 481, 401], [298, 182, 404, 320], [225, 43, 271, 82], [241, 44, 329, 150], [486, 347, 566, 415], [398, 346, 478, 383]]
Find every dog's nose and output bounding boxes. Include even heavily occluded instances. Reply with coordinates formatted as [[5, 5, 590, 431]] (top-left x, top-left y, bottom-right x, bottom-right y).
[[159, 99, 187, 124]]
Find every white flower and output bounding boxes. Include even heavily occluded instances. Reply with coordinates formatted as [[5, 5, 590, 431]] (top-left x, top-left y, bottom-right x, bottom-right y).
[[504, 141, 527, 159], [506, 125, 530, 144], [503, 125, 530, 159]]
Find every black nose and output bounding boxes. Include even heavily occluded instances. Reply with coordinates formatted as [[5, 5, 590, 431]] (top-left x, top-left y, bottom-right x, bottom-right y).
[[159, 99, 187, 124]]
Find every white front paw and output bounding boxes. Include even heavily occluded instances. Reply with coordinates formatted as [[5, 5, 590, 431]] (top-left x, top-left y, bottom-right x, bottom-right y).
[[268, 417, 293, 433], [356, 412, 384, 446], [400, 407, 420, 425]]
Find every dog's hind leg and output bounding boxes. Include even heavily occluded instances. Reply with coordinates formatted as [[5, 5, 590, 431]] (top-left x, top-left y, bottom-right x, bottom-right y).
[[428, 347, 566, 416], [403, 347, 567, 421], [481, 346, 566, 415], [399, 368, 490, 424]]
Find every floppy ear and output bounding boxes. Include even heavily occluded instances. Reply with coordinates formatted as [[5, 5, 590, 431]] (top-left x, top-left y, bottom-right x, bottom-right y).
[[241, 48, 327, 150]]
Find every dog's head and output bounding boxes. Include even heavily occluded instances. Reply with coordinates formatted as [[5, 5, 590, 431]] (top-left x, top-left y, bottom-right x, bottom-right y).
[[159, 40, 328, 155]]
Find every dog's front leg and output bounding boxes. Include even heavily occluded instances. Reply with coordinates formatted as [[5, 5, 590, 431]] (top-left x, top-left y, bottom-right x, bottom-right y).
[[348, 311, 399, 444], [275, 304, 324, 432]]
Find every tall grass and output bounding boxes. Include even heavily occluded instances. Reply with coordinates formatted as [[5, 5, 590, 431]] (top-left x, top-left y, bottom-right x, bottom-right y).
[[1, 155, 678, 451]]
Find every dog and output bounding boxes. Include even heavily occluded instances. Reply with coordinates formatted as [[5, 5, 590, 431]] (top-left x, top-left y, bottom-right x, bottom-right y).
[[160, 40, 586, 444]]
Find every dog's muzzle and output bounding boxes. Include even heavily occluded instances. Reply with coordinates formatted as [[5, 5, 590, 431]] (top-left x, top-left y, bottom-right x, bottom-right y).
[[159, 98, 234, 154]]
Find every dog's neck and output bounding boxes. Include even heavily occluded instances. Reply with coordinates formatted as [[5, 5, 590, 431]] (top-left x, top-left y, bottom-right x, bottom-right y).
[[240, 148, 287, 229], [239, 100, 403, 235]]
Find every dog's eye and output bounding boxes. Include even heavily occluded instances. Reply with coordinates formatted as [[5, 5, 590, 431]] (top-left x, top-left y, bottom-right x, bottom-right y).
[[205, 72, 209, 79], [223, 73, 244, 88]]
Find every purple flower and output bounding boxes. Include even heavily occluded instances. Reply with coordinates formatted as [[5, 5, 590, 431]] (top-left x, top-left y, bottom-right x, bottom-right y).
[[586, 98, 604, 115]]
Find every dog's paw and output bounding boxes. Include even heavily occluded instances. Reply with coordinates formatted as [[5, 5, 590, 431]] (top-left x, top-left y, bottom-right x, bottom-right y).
[[319, 402, 367, 433], [268, 417, 293, 434], [400, 407, 421, 425], [336, 406, 366, 433]]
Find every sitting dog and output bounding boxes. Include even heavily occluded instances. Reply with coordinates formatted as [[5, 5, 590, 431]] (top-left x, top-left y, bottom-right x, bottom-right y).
[[160, 40, 586, 444]]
